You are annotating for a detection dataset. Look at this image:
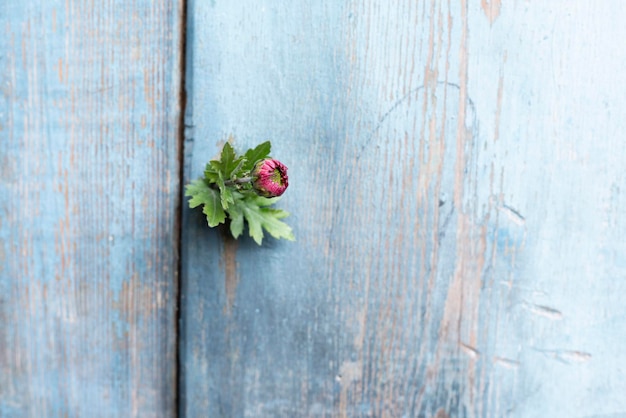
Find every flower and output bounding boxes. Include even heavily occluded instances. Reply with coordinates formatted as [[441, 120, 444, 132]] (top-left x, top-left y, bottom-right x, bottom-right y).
[[252, 159, 289, 197]]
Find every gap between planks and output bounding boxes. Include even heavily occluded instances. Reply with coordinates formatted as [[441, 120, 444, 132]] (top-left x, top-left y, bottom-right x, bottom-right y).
[[174, 0, 189, 416]]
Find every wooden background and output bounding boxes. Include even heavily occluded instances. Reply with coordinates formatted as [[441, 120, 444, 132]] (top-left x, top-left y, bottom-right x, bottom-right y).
[[3, 1, 626, 417], [1, 1, 183, 416]]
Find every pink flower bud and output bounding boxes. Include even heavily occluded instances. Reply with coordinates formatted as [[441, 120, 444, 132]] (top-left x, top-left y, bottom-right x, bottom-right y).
[[252, 159, 289, 197]]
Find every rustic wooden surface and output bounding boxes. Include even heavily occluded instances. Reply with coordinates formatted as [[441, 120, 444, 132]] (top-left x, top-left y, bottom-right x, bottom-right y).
[[3, 0, 626, 417], [0, 1, 183, 416], [180, 1, 626, 417]]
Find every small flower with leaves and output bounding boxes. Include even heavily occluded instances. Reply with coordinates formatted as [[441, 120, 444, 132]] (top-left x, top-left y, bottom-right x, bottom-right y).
[[185, 138, 294, 245]]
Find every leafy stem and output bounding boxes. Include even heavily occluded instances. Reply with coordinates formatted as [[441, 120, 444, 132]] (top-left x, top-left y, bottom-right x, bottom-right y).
[[223, 176, 253, 186]]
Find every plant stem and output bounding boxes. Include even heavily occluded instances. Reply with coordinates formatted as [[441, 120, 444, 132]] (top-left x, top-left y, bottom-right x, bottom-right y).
[[224, 177, 253, 187]]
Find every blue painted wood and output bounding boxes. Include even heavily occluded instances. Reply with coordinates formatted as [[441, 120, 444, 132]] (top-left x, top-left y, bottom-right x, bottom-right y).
[[0, 1, 183, 416], [181, 1, 626, 417]]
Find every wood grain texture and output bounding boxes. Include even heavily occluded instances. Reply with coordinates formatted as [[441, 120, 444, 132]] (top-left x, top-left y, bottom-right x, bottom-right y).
[[180, 1, 626, 417], [0, 1, 183, 416]]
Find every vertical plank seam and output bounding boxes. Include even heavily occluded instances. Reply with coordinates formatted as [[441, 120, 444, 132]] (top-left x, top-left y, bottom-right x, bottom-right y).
[[174, 0, 189, 416]]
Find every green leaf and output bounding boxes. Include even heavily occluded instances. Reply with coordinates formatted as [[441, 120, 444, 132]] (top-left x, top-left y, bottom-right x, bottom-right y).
[[252, 195, 281, 207], [185, 179, 211, 209], [206, 141, 267, 189], [204, 163, 219, 183], [233, 194, 294, 245], [257, 207, 293, 238], [220, 142, 236, 174], [220, 181, 234, 210], [209, 160, 222, 173], [242, 141, 271, 172], [205, 143, 246, 200], [261, 207, 290, 219], [219, 142, 247, 179], [185, 179, 226, 227], [209, 167, 233, 210], [229, 158, 246, 179], [228, 203, 244, 239]]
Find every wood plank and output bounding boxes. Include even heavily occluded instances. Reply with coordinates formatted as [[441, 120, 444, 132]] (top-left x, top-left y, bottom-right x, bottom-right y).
[[0, 1, 184, 416], [181, 1, 626, 416]]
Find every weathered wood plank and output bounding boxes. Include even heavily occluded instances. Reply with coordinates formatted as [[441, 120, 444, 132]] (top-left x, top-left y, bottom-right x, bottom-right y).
[[181, 1, 626, 417], [0, 1, 183, 416]]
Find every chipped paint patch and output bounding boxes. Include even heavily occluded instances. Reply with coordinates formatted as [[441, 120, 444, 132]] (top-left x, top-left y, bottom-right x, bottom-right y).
[[481, 0, 502, 24]]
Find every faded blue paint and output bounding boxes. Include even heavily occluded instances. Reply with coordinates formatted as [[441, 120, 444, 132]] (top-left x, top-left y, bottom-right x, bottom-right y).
[[0, 0, 183, 417], [3, 0, 626, 416], [180, 1, 353, 415], [181, 1, 626, 417]]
